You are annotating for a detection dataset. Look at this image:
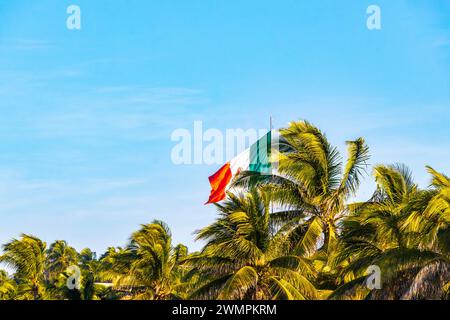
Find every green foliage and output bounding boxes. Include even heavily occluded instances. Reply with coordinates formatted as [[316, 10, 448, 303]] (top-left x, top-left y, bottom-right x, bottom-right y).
[[185, 189, 317, 300], [0, 270, 17, 300], [98, 221, 190, 300], [0, 234, 47, 300], [1, 120, 450, 300], [46, 240, 79, 281]]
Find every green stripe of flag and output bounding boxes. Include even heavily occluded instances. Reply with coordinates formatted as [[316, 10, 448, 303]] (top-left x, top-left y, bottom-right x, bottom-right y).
[[249, 131, 272, 174]]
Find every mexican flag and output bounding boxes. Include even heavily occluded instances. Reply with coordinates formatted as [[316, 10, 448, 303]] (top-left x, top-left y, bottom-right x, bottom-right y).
[[206, 130, 279, 204]]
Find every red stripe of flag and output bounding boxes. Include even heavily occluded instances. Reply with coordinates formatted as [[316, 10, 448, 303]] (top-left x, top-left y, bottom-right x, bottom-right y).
[[205, 162, 232, 204]]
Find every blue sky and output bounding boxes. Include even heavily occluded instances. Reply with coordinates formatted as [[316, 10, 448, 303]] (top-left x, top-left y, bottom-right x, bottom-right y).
[[0, 0, 449, 254]]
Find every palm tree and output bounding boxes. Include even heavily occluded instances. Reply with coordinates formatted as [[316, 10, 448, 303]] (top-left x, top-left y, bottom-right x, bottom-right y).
[[79, 248, 101, 300], [234, 121, 369, 290], [43, 240, 81, 300], [99, 246, 133, 299], [399, 166, 450, 299], [100, 221, 188, 300], [0, 270, 17, 300], [80, 248, 97, 265], [46, 240, 79, 281], [0, 234, 47, 300], [332, 164, 449, 299], [405, 166, 450, 254], [186, 189, 318, 300]]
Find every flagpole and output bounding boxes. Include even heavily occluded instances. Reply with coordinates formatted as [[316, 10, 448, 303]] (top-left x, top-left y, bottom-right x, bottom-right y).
[[269, 116, 274, 217]]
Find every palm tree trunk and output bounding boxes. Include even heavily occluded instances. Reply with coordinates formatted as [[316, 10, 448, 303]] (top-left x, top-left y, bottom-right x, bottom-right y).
[[322, 223, 330, 253], [33, 285, 39, 300]]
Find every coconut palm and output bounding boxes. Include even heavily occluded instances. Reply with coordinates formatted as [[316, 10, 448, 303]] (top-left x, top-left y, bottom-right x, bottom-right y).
[[0, 270, 17, 300], [78, 248, 103, 300], [46, 240, 79, 281], [43, 241, 82, 300], [233, 121, 369, 293], [80, 248, 97, 265], [332, 164, 449, 299], [100, 221, 188, 300], [0, 234, 47, 300], [186, 189, 318, 300], [47, 247, 102, 300], [404, 166, 450, 254], [235, 121, 369, 259], [399, 166, 450, 299]]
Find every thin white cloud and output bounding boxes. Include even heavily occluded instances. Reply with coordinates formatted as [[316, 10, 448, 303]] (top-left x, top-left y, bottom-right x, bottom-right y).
[[2, 39, 54, 51]]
